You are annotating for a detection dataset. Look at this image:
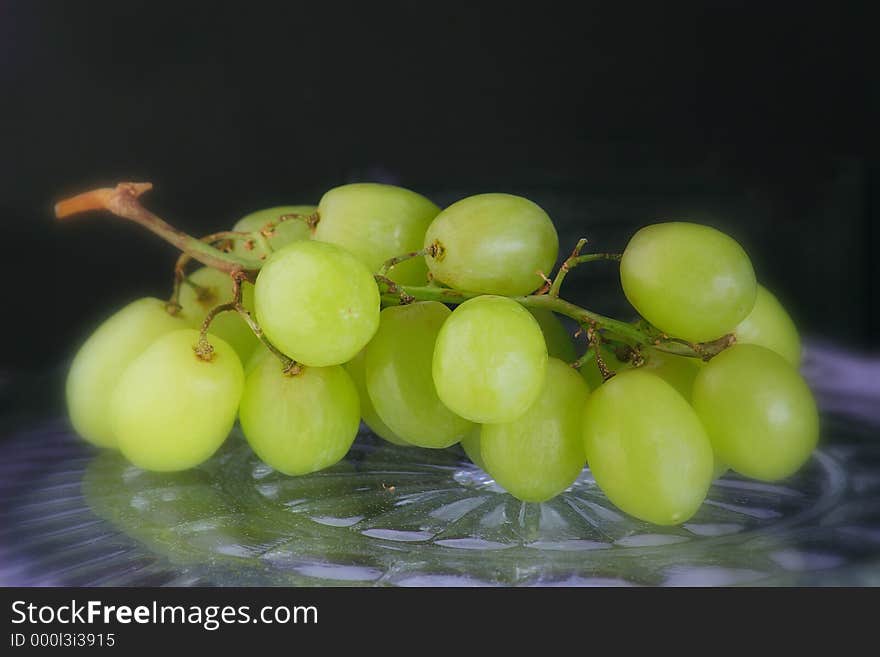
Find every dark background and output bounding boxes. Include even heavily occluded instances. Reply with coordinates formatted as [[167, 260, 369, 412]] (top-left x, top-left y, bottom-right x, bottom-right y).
[[0, 1, 874, 378]]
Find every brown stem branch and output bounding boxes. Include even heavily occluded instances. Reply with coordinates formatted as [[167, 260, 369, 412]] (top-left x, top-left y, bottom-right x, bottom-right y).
[[55, 182, 261, 272], [195, 270, 301, 375], [378, 248, 428, 277]]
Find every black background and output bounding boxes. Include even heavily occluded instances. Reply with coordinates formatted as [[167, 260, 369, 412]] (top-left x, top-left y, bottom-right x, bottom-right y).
[[0, 1, 874, 377]]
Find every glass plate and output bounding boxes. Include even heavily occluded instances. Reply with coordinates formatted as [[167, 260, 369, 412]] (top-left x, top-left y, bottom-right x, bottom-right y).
[[1, 345, 879, 586]]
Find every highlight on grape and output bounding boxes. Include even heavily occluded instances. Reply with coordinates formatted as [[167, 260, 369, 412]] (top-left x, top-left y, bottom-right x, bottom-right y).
[[56, 181, 818, 526]]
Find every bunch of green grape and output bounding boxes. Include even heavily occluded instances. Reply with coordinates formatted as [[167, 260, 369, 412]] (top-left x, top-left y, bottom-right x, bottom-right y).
[[64, 182, 818, 526]]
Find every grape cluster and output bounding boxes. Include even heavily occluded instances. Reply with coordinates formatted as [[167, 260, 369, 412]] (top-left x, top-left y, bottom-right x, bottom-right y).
[[62, 182, 818, 526]]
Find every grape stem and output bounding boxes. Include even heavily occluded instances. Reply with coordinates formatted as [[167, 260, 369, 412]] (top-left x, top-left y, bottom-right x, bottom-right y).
[[167, 253, 193, 315], [378, 282, 647, 344], [377, 282, 728, 359], [586, 325, 613, 381], [196, 270, 303, 376], [378, 248, 428, 277], [56, 182, 734, 363], [55, 183, 263, 273], [548, 237, 622, 297], [195, 302, 237, 361], [166, 231, 265, 312]]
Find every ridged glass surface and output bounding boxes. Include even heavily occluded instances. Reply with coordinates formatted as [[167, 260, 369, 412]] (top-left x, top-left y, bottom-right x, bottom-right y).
[[1, 345, 879, 586]]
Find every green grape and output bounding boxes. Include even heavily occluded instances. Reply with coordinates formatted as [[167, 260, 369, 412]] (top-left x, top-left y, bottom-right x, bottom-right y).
[[734, 284, 802, 367], [424, 193, 559, 296], [254, 240, 381, 366], [640, 348, 702, 400], [66, 298, 192, 448], [582, 369, 714, 525], [579, 345, 630, 391], [460, 426, 485, 469], [343, 349, 409, 446], [232, 205, 315, 258], [365, 302, 473, 448], [692, 344, 818, 481], [111, 329, 244, 472], [177, 267, 259, 361], [481, 358, 589, 503], [313, 183, 439, 285], [642, 350, 723, 474], [244, 344, 271, 376], [432, 295, 548, 423], [239, 357, 360, 476], [620, 222, 757, 342], [529, 308, 577, 361]]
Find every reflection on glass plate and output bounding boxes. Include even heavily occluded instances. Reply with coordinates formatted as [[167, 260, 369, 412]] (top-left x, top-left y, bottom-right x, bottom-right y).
[[1, 414, 879, 586]]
